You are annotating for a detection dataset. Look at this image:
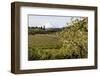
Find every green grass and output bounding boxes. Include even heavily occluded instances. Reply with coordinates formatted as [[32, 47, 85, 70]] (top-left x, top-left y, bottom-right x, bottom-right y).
[[28, 34, 62, 49], [28, 34, 64, 60]]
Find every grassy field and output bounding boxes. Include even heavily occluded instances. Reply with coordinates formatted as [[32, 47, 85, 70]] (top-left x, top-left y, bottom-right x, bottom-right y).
[[28, 34, 64, 60], [28, 34, 62, 49]]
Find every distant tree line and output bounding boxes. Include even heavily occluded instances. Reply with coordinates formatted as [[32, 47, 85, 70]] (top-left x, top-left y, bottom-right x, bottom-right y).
[[28, 26, 63, 35], [28, 26, 45, 30]]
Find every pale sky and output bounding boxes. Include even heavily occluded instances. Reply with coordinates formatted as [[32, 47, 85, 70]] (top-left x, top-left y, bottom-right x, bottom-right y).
[[28, 15, 80, 28]]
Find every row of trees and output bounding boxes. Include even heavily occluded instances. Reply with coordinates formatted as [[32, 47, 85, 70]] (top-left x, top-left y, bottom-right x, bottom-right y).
[[28, 26, 45, 30], [28, 26, 63, 35]]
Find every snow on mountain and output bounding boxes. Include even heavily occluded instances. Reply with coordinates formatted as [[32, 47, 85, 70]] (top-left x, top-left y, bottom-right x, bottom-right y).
[[44, 22, 55, 28]]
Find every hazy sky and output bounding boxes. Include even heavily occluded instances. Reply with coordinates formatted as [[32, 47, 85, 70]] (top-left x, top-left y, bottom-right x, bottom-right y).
[[28, 15, 80, 28]]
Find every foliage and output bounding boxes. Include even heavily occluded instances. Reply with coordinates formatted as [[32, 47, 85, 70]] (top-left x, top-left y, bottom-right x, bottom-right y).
[[58, 17, 88, 58]]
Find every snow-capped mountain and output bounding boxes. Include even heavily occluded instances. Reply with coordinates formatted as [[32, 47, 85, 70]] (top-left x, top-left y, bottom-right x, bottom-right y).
[[44, 22, 55, 28]]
